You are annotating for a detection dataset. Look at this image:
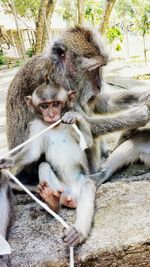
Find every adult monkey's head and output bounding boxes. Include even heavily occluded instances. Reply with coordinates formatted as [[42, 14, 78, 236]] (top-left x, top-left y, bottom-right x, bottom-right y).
[[46, 26, 108, 103]]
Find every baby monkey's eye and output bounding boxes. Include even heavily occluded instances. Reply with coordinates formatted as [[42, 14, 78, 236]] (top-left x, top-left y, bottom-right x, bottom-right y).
[[53, 101, 61, 108], [40, 103, 49, 109]]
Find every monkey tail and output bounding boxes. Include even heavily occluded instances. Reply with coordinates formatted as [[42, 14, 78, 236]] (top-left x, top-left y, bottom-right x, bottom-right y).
[[0, 172, 13, 266], [90, 139, 140, 188]]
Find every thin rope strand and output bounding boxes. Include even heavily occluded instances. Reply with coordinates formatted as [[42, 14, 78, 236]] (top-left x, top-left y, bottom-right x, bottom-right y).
[[0, 119, 61, 160], [4, 170, 74, 267], [70, 246, 74, 267], [4, 170, 68, 228], [0, 120, 85, 160], [0, 119, 87, 266]]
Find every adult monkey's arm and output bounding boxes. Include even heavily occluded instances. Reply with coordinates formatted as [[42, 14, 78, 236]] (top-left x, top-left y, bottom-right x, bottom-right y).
[[93, 90, 150, 114], [76, 105, 149, 137]]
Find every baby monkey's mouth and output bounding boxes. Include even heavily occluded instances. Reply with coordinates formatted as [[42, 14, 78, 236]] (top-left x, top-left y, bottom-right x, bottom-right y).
[[44, 115, 61, 124]]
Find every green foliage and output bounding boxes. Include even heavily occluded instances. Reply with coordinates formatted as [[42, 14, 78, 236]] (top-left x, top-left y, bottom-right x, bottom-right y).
[[58, 0, 102, 26], [14, 59, 22, 66], [26, 47, 35, 57], [115, 0, 135, 19], [115, 43, 121, 51], [0, 50, 7, 65], [114, 0, 150, 35], [140, 6, 150, 35], [1, 0, 40, 21], [57, 0, 76, 25], [106, 27, 123, 51], [106, 27, 123, 43], [85, 0, 102, 26], [62, 8, 75, 22]]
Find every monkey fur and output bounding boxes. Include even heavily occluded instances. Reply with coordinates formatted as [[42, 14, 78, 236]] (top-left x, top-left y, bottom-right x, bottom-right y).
[[0, 25, 150, 257], [0, 171, 13, 267], [2, 80, 96, 246], [6, 26, 150, 184]]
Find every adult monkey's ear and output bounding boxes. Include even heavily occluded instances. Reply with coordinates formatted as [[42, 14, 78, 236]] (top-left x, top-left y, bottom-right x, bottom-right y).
[[81, 56, 104, 71]]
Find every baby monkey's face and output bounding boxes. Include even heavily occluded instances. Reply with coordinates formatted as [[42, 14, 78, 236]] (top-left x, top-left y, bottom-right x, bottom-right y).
[[38, 100, 64, 124]]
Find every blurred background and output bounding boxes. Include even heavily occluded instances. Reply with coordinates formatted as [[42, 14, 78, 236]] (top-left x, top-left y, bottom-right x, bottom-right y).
[[0, 0, 149, 67]]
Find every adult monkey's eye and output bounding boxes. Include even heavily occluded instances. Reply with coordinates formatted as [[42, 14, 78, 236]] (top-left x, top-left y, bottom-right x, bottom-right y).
[[40, 103, 49, 109], [52, 42, 67, 60], [57, 48, 65, 58], [53, 101, 61, 108]]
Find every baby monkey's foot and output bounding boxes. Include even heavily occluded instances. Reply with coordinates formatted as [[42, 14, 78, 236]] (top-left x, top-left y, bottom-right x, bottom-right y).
[[38, 181, 63, 212], [60, 195, 77, 209], [62, 226, 84, 246]]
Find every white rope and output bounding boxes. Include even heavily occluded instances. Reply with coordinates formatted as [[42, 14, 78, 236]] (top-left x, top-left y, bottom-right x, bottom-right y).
[[0, 120, 62, 159], [72, 124, 88, 151], [4, 170, 74, 267], [0, 119, 87, 160], [4, 170, 68, 228]]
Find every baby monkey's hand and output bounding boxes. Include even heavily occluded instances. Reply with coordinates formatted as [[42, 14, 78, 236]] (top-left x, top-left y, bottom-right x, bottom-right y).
[[61, 111, 82, 124], [62, 226, 84, 246], [0, 158, 14, 169]]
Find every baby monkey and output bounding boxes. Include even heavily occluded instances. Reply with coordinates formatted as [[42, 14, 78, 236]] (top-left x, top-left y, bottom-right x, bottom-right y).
[[0, 77, 96, 246]]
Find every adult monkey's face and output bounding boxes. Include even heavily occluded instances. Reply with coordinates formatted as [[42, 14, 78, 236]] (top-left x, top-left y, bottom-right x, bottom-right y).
[[48, 26, 108, 100]]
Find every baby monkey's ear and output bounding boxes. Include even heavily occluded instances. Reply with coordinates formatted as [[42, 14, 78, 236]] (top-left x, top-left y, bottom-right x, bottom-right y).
[[24, 96, 35, 113], [45, 73, 50, 84], [24, 95, 32, 107]]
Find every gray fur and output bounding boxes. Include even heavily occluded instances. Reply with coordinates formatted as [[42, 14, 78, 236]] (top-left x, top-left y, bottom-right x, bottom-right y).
[[0, 172, 13, 267], [6, 86, 95, 245], [6, 26, 150, 150], [94, 129, 150, 185], [4, 26, 150, 249]]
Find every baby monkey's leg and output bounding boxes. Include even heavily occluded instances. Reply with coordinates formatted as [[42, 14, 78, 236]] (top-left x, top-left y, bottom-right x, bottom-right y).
[[63, 179, 96, 246], [38, 162, 63, 212]]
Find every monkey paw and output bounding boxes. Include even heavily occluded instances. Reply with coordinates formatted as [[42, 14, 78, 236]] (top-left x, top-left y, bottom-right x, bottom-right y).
[[61, 111, 81, 124], [0, 158, 14, 169], [62, 226, 84, 246]]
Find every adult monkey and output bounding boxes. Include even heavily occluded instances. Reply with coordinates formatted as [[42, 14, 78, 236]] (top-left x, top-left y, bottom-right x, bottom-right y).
[[6, 26, 150, 182], [0, 26, 150, 266]]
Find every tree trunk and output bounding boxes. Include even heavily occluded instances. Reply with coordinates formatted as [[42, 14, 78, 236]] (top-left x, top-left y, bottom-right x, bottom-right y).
[[142, 33, 147, 65], [76, 0, 85, 25], [10, 0, 26, 59], [35, 0, 47, 54], [99, 0, 116, 35], [41, 0, 57, 51]]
